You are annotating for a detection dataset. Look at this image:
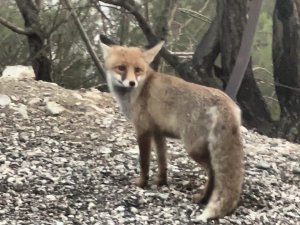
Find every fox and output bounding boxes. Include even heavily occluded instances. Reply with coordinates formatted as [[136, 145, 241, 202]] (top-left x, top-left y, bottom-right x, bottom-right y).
[[100, 41, 244, 221]]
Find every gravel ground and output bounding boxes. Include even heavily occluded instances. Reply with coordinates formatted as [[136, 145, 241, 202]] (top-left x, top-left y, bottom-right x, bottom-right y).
[[0, 78, 299, 225]]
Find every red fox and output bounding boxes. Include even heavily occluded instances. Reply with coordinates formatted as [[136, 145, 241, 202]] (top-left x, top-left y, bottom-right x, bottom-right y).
[[100, 41, 244, 221]]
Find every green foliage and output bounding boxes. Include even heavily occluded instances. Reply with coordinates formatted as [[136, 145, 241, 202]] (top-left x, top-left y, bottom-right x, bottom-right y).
[[0, 0, 281, 121]]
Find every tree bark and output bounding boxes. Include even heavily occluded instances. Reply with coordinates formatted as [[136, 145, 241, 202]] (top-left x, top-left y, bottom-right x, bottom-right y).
[[218, 0, 272, 131], [192, 17, 221, 88], [273, 0, 300, 142], [15, 0, 52, 82]]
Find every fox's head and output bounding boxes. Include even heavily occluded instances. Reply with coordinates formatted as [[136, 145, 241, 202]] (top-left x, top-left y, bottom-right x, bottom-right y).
[[100, 41, 164, 88]]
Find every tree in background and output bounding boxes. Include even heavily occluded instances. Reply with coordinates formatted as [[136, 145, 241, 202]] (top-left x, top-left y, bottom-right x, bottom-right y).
[[273, 0, 300, 142], [217, 0, 272, 130], [0, 0, 59, 81], [0, 0, 299, 143], [0, 0, 105, 87]]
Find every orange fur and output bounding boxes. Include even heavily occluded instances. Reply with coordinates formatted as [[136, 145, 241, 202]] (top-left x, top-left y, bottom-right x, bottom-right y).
[[100, 42, 244, 221]]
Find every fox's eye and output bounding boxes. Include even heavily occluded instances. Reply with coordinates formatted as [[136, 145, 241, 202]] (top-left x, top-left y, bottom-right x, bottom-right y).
[[135, 67, 142, 74], [117, 65, 126, 72]]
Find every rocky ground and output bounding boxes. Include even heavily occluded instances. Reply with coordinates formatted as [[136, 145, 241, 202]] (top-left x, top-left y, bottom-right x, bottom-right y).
[[0, 78, 299, 225]]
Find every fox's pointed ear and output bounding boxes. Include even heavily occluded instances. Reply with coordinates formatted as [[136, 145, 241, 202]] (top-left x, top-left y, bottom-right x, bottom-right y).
[[143, 41, 164, 63], [100, 42, 112, 59]]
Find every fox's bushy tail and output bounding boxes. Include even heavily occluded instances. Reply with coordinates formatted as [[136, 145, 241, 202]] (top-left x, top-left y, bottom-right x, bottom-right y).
[[197, 107, 244, 221]]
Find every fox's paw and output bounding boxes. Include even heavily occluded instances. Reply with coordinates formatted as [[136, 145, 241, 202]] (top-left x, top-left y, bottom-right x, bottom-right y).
[[133, 177, 148, 188], [194, 213, 208, 223], [155, 175, 168, 186], [193, 208, 217, 222]]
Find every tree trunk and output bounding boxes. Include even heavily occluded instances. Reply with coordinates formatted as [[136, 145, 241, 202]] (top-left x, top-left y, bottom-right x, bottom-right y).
[[15, 0, 52, 82], [273, 0, 300, 143], [218, 0, 272, 131], [192, 17, 221, 88]]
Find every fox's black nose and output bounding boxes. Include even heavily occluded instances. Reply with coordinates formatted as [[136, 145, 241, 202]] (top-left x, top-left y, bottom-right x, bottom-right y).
[[129, 81, 136, 87]]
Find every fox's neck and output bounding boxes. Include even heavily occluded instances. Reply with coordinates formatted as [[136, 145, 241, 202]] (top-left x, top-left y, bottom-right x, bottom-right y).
[[109, 75, 149, 120]]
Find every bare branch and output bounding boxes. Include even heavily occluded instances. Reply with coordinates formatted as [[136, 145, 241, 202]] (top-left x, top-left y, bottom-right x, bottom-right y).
[[62, 0, 106, 81], [178, 8, 212, 23], [98, 0, 181, 69], [0, 16, 34, 35], [34, 0, 43, 12], [46, 11, 71, 36]]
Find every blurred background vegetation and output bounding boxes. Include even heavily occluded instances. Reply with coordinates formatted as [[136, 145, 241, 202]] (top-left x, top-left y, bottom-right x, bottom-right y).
[[0, 0, 277, 115], [1, 0, 299, 143]]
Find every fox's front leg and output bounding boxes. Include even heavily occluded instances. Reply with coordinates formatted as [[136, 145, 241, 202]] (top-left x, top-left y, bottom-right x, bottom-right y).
[[153, 132, 167, 186], [135, 132, 152, 188]]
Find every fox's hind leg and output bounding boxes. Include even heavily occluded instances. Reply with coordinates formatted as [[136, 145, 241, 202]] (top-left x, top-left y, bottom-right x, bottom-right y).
[[153, 132, 167, 186]]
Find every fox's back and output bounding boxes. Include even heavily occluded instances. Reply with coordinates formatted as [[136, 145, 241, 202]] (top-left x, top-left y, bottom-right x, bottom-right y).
[[135, 71, 241, 140]]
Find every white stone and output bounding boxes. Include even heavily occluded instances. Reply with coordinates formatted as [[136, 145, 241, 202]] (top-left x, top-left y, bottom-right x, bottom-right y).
[[1, 65, 35, 80], [0, 95, 11, 106], [46, 101, 65, 115], [46, 195, 56, 201], [241, 126, 248, 133], [28, 98, 41, 105]]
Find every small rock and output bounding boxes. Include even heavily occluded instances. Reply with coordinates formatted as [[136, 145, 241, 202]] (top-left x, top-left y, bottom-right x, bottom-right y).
[[19, 132, 29, 142], [88, 202, 96, 211], [115, 206, 125, 212], [55, 221, 64, 225], [292, 167, 300, 175], [130, 207, 138, 214], [99, 147, 112, 154], [0, 94, 11, 106], [17, 104, 28, 119], [240, 126, 248, 133], [256, 161, 271, 170], [7, 177, 15, 183], [0, 184, 7, 192], [28, 97, 41, 105], [14, 179, 24, 192], [158, 193, 169, 200], [182, 180, 190, 186], [39, 204, 47, 210], [0, 155, 6, 163], [46, 101, 65, 115], [90, 133, 99, 140], [67, 207, 76, 215], [10, 103, 28, 119], [270, 142, 279, 147], [10, 95, 19, 101], [46, 195, 56, 201], [31, 207, 39, 212], [26, 148, 45, 157]]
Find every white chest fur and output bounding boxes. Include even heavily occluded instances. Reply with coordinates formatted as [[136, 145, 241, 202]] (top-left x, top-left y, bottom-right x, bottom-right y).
[[106, 71, 144, 120], [115, 92, 132, 119]]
